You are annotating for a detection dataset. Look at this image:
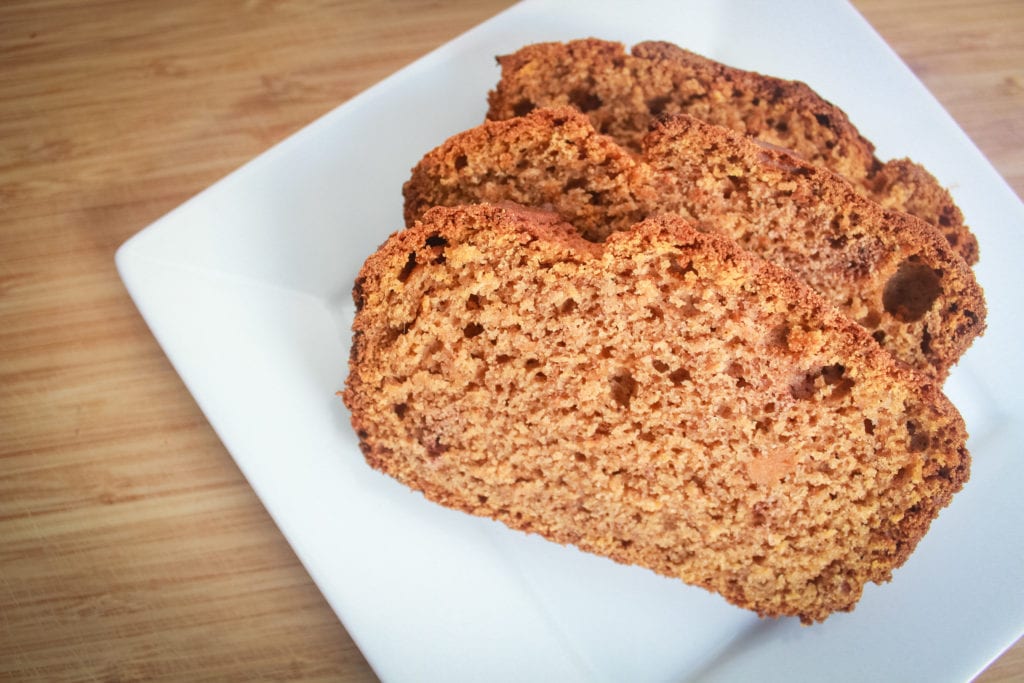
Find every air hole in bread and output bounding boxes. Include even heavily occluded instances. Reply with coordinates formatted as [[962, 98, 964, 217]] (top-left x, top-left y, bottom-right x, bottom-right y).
[[559, 298, 577, 314], [424, 233, 448, 264], [568, 88, 602, 112], [828, 234, 847, 249], [383, 326, 404, 345], [766, 324, 790, 350], [725, 362, 752, 389], [920, 327, 933, 356], [667, 255, 697, 279], [463, 322, 484, 338], [524, 358, 541, 369], [397, 251, 417, 282], [563, 177, 587, 191], [652, 359, 670, 373], [726, 175, 748, 198], [668, 367, 691, 385], [821, 364, 845, 385], [646, 95, 670, 116], [609, 369, 637, 409], [453, 154, 467, 171], [512, 99, 535, 116], [909, 430, 930, 452], [828, 377, 855, 402], [393, 403, 408, 419], [790, 370, 821, 400], [883, 259, 942, 322], [893, 465, 915, 486], [860, 309, 882, 328], [422, 435, 447, 458], [863, 418, 875, 435]]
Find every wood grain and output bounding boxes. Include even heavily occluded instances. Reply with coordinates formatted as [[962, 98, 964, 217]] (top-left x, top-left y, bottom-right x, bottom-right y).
[[1, 1, 1020, 681]]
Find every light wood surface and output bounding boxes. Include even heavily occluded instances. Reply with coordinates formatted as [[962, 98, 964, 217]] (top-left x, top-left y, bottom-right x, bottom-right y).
[[1, 1, 1020, 680]]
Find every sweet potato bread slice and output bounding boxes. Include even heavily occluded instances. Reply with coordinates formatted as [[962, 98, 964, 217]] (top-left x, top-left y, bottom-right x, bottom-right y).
[[486, 38, 978, 264], [404, 107, 985, 381], [404, 107, 653, 242], [344, 204, 969, 623]]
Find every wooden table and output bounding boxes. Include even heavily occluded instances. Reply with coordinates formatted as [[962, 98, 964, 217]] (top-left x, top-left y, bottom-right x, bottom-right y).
[[2, 1, 1021, 680]]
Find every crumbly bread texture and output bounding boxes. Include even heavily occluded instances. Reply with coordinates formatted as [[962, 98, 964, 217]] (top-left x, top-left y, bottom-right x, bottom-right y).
[[486, 38, 978, 264], [404, 107, 985, 381], [343, 204, 970, 623]]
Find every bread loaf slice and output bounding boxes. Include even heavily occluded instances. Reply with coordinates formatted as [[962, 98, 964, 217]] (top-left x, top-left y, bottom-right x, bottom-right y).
[[343, 203, 970, 623], [404, 107, 985, 381], [486, 38, 978, 264]]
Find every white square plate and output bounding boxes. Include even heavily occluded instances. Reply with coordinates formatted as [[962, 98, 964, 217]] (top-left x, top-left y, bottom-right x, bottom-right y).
[[117, 1, 1024, 680]]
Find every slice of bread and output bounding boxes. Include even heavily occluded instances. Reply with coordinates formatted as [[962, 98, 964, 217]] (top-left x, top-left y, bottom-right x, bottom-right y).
[[343, 203, 970, 623], [486, 38, 978, 264], [404, 107, 985, 381]]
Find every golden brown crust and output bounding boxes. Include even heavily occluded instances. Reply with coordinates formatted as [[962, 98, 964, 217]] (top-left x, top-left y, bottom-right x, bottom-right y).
[[344, 203, 970, 623], [404, 107, 986, 381], [870, 158, 979, 264], [486, 38, 977, 264]]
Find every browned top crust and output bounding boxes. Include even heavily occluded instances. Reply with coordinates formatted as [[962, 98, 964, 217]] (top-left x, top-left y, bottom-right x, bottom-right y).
[[486, 38, 978, 264], [344, 203, 970, 623], [404, 107, 985, 382]]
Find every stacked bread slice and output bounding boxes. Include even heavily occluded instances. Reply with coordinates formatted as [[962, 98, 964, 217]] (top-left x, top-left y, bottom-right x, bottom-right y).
[[487, 38, 978, 264], [344, 40, 985, 623]]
